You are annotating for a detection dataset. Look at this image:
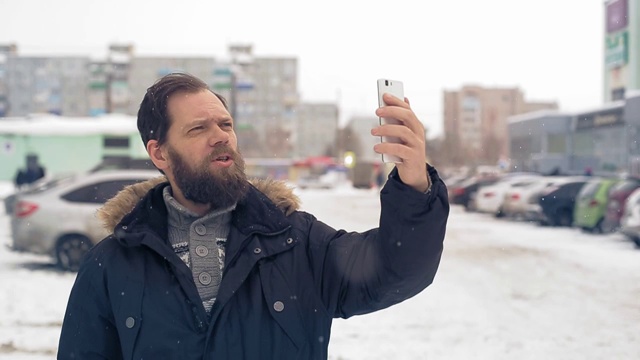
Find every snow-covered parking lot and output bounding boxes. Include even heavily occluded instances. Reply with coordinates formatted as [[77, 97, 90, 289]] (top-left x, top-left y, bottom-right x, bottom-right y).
[[1, 183, 639, 359]]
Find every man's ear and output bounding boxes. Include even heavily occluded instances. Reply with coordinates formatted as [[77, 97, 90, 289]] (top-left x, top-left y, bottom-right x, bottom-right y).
[[147, 140, 169, 172]]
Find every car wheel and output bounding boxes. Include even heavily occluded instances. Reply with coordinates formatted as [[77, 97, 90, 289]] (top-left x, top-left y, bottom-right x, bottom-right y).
[[56, 234, 91, 272], [464, 198, 476, 212], [556, 209, 573, 227], [593, 218, 605, 234]]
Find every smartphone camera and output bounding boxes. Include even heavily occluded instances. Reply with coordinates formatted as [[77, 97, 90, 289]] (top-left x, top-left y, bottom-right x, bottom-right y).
[[385, 80, 390, 86]]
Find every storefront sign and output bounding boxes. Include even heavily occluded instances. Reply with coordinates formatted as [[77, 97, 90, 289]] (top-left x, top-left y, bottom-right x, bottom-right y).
[[575, 107, 624, 130], [605, 31, 628, 68]]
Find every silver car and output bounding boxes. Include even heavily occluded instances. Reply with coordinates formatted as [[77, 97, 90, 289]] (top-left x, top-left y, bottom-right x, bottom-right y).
[[620, 187, 640, 247], [10, 169, 161, 271]]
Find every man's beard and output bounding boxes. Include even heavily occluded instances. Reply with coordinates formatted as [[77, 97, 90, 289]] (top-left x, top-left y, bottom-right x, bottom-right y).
[[168, 145, 249, 209]]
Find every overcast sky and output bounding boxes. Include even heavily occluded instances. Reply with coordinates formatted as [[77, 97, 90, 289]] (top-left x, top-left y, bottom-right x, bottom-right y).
[[0, 0, 606, 138]]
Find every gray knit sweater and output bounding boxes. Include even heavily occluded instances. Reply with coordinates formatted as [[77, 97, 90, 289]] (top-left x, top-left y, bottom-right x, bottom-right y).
[[162, 186, 235, 314]]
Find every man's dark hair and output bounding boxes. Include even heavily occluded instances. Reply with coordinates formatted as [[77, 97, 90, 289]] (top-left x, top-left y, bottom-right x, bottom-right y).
[[137, 72, 229, 148]]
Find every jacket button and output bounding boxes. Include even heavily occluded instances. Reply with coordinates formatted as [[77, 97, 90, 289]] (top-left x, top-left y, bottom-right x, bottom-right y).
[[286, 237, 293, 244], [253, 248, 262, 254], [273, 301, 285, 312], [125, 317, 135, 328]]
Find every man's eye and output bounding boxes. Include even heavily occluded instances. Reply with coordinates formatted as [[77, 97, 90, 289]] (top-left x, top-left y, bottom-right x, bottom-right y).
[[190, 126, 204, 132], [222, 122, 233, 129]]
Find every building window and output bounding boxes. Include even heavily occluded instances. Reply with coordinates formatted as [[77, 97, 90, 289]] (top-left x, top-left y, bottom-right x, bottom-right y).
[[462, 95, 479, 111], [104, 136, 129, 148], [547, 134, 566, 154]]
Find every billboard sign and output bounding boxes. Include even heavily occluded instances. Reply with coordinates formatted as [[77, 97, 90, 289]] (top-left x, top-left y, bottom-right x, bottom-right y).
[[606, 0, 628, 33], [605, 31, 629, 68]]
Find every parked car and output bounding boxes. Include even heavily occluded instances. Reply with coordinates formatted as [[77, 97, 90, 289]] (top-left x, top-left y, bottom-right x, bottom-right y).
[[573, 178, 619, 233], [474, 173, 542, 216], [443, 174, 470, 195], [602, 178, 640, 233], [4, 157, 156, 215], [449, 175, 500, 211], [10, 169, 160, 271], [89, 157, 156, 172], [297, 170, 346, 189], [619, 187, 640, 247], [3, 174, 65, 215], [537, 178, 590, 227], [501, 176, 574, 220]]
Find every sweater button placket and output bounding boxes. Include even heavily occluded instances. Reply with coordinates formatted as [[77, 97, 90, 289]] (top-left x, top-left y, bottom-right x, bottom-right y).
[[198, 272, 212, 285], [195, 245, 209, 257]]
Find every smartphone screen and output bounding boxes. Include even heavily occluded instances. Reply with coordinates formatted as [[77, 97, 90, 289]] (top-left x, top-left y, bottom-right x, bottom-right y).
[[377, 79, 404, 163]]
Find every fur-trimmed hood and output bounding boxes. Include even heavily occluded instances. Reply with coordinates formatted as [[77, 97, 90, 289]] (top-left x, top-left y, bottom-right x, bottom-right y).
[[97, 177, 301, 232]]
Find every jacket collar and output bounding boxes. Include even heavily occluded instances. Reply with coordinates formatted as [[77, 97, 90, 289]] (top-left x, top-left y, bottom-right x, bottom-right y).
[[97, 177, 301, 247]]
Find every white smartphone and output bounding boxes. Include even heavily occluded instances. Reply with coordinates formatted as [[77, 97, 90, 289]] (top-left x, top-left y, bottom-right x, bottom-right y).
[[377, 78, 404, 163]]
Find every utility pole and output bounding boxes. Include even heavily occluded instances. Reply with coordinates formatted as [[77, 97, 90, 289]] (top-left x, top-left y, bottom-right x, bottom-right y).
[[105, 63, 112, 114]]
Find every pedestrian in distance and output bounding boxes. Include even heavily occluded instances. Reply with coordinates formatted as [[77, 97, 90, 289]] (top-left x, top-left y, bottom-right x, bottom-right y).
[[58, 72, 450, 359], [14, 153, 46, 188]]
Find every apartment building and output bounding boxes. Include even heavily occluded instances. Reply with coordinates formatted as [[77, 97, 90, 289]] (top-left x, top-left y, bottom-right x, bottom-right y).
[[127, 56, 217, 114], [443, 85, 557, 165], [0, 43, 340, 160], [292, 102, 339, 158], [4, 55, 90, 117], [0, 44, 17, 116]]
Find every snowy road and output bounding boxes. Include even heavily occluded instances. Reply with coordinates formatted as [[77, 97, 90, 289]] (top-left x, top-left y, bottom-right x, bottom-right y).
[[1, 184, 639, 359]]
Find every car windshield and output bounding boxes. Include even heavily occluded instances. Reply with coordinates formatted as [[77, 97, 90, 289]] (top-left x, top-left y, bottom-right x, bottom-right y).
[[610, 179, 640, 193], [578, 181, 601, 199], [21, 174, 75, 194]]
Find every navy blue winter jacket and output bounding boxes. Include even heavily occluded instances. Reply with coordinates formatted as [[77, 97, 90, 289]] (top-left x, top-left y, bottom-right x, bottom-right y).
[[57, 166, 449, 359]]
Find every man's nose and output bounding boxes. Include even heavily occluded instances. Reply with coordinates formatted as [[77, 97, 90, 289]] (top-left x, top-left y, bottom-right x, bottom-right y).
[[209, 125, 230, 146]]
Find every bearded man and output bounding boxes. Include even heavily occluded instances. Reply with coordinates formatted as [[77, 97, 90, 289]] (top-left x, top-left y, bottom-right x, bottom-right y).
[[58, 72, 449, 360]]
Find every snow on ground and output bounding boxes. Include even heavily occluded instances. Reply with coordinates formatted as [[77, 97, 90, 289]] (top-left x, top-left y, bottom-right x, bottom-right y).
[[1, 182, 639, 359]]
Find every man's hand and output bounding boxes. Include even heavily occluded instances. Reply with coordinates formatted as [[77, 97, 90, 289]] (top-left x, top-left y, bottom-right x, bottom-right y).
[[372, 93, 430, 193]]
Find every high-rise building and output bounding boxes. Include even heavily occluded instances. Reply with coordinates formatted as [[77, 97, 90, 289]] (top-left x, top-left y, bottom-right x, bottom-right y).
[[248, 58, 298, 158], [5, 55, 89, 117], [88, 44, 136, 116], [603, 0, 640, 102], [0, 44, 17, 117], [127, 56, 217, 114], [443, 85, 557, 165], [293, 102, 339, 158], [0, 43, 337, 160]]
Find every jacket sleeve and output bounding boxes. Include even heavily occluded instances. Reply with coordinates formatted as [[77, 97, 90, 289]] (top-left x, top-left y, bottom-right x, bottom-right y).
[[58, 246, 123, 360], [306, 165, 449, 319]]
